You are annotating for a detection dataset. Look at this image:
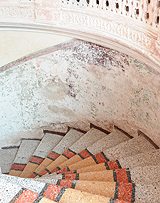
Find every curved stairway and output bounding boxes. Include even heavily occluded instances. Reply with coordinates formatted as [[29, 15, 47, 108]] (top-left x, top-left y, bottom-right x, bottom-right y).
[[0, 124, 160, 203]]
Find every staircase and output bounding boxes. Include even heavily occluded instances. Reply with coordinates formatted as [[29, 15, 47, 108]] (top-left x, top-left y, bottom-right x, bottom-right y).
[[0, 124, 159, 203]]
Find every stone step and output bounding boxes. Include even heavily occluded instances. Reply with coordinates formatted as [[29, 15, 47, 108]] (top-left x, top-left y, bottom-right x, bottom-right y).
[[0, 174, 134, 202], [135, 182, 160, 203], [34, 175, 160, 203], [0, 179, 58, 203], [68, 163, 160, 185], [0, 178, 126, 203], [66, 136, 156, 171], [37, 168, 132, 184], [0, 146, 19, 174], [33, 129, 84, 177], [54, 128, 131, 174], [0, 174, 46, 194], [56, 180, 134, 202], [119, 149, 160, 169], [20, 132, 64, 178], [9, 139, 41, 177], [44, 127, 110, 174]]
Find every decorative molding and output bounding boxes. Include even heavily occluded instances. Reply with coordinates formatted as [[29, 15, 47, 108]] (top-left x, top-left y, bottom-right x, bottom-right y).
[[0, 0, 159, 71]]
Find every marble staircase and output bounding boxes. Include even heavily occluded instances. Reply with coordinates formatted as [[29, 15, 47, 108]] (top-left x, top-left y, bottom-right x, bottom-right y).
[[0, 124, 159, 203]]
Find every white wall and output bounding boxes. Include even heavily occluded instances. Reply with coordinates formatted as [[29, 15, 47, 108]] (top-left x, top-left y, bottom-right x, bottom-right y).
[[0, 31, 71, 67], [0, 39, 160, 147]]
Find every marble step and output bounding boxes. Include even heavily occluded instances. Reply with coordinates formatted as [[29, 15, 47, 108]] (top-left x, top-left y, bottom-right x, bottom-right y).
[[36, 168, 132, 184], [20, 132, 64, 178], [70, 148, 160, 171], [0, 178, 125, 203], [55, 180, 134, 202], [66, 135, 156, 171], [0, 174, 46, 194], [54, 128, 131, 174], [9, 139, 41, 177], [44, 127, 110, 174], [0, 174, 134, 202], [33, 129, 84, 177], [0, 146, 19, 174], [36, 175, 160, 203], [0, 179, 58, 203], [67, 163, 160, 185]]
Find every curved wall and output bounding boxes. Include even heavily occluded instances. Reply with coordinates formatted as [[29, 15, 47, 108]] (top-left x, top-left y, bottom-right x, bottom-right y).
[[0, 0, 159, 72], [0, 39, 160, 147]]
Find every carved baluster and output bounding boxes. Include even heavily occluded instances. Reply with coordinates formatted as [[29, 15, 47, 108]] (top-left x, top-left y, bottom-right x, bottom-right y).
[[128, 0, 134, 18], [79, 0, 88, 7], [121, 0, 126, 16], [89, 0, 97, 7], [108, 0, 116, 12], [154, 0, 160, 27], [117, 0, 123, 14], [99, 0, 106, 9], [158, 0, 160, 28]]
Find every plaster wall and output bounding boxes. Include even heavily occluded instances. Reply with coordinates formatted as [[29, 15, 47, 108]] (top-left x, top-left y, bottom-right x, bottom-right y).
[[0, 39, 160, 148], [0, 31, 71, 67]]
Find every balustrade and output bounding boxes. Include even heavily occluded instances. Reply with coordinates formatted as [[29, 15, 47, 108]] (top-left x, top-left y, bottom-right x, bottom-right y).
[[62, 0, 160, 28]]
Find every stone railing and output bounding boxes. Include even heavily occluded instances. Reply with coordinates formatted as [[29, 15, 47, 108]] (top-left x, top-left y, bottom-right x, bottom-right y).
[[0, 0, 159, 71], [64, 0, 160, 29]]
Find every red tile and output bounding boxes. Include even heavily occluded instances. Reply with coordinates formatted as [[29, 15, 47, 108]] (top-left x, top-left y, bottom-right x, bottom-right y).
[[115, 168, 130, 183], [29, 156, 44, 165], [107, 161, 120, 169], [56, 168, 68, 174], [114, 200, 130, 203], [14, 190, 38, 203], [63, 149, 76, 159], [47, 151, 60, 160], [94, 152, 109, 163], [78, 149, 92, 159], [63, 173, 79, 180], [43, 185, 63, 201], [11, 163, 26, 171], [58, 180, 74, 188], [118, 183, 133, 202]]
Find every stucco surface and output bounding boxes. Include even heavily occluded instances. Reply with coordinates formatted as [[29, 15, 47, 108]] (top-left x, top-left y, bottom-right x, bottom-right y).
[[0, 31, 71, 67], [0, 39, 160, 147]]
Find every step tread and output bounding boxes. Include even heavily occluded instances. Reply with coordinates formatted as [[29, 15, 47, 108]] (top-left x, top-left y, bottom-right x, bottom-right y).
[[130, 165, 160, 185], [69, 128, 108, 153], [0, 147, 18, 174], [87, 128, 130, 155], [0, 174, 45, 194], [12, 139, 41, 165], [119, 149, 160, 169], [50, 129, 84, 154], [31, 133, 63, 159], [103, 136, 156, 160]]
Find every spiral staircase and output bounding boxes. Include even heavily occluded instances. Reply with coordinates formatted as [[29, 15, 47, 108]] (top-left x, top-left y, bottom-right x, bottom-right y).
[[0, 124, 159, 203], [0, 0, 160, 202]]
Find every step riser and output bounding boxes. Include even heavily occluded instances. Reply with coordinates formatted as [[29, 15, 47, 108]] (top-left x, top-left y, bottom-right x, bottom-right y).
[[57, 180, 134, 202], [33, 129, 84, 176], [20, 133, 63, 178], [9, 140, 41, 177], [43, 128, 108, 175], [46, 129, 130, 174]]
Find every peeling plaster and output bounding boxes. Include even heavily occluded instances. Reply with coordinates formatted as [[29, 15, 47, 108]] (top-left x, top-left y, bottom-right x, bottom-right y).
[[0, 39, 160, 147]]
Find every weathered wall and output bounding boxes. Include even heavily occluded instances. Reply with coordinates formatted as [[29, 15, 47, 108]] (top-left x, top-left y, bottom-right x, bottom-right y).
[[0, 39, 160, 147]]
